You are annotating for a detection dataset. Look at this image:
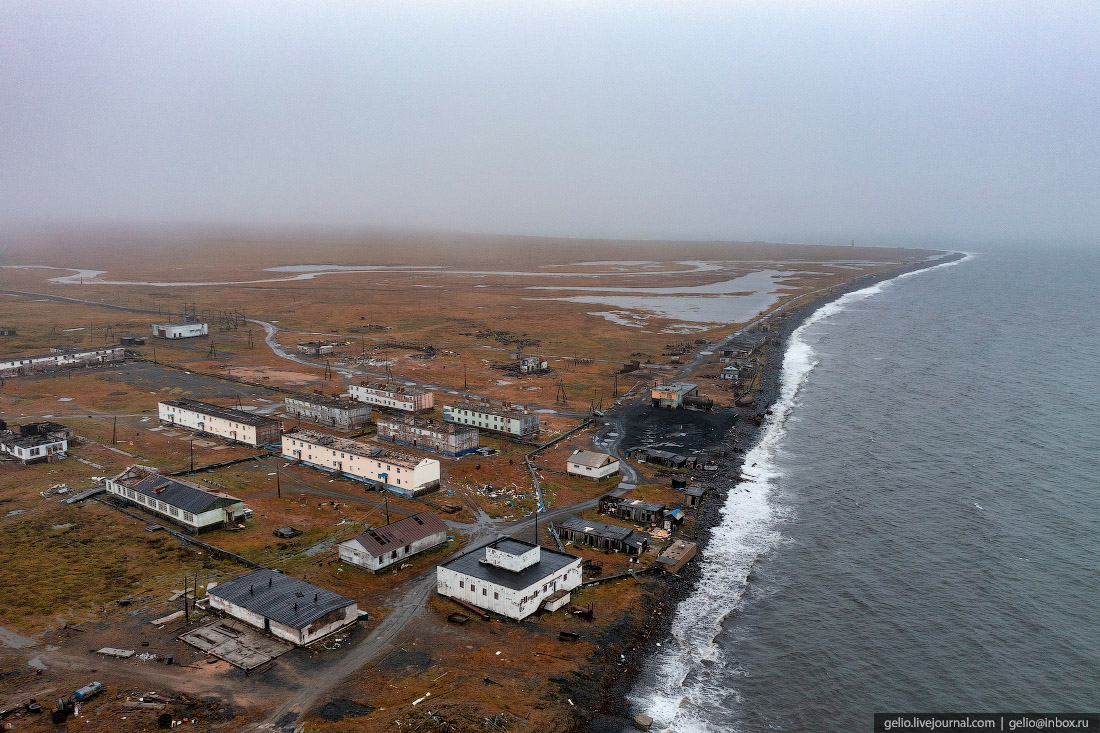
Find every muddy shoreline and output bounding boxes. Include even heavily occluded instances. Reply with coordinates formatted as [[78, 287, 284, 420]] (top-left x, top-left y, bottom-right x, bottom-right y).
[[574, 251, 965, 732]]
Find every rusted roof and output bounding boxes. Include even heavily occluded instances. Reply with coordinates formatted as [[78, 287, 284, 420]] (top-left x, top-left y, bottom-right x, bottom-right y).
[[341, 511, 447, 558]]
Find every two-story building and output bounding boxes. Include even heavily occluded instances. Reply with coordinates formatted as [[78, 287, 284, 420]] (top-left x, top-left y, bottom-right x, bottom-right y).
[[0, 345, 124, 377], [436, 538, 581, 620], [348, 382, 434, 413], [284, 393, 371, 431], [159, 399, 282, 446], [442, 402, 539, 438], [375, 414, 479, 456], [282, 429, 441, 496]]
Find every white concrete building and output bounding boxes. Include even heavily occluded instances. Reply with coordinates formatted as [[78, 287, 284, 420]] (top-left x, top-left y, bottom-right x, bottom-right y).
[[206, 569, 358, 646], [348, 381, 434, 413], [0, 432, 68, 464], [284, 393, 371, 431], [282, 429, 441, 497], [442, 402, 540, 438], [152, 321, 208, 339], [104, 465, 245, 533], [159, 399, 283, 446], [436, 538, 582, 620], [338, 511, 448, 573], [566, 450, 621, 481], [0, 345, 124, 377]]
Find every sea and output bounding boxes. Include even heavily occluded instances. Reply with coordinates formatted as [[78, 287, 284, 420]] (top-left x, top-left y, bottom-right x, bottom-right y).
[[628, 246, 1100, 731]]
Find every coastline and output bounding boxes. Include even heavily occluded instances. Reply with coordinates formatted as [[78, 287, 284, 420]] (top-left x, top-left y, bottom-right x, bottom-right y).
[[575, 250, 967, 732]]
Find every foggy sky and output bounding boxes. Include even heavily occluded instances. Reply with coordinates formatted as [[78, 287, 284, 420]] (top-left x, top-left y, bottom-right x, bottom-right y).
[[2, 2, 1098, 247]]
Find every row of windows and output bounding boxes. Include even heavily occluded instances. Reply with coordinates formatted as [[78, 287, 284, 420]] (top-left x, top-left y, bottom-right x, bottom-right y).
[[120, 487, 194, 523], [457, 579, 500, 601]]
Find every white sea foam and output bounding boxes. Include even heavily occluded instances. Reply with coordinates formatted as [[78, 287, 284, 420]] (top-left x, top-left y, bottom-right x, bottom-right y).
[[628, 270, 947, 731]]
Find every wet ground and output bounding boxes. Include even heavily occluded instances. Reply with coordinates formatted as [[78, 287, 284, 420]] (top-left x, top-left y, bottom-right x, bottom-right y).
[[619, 403, 740, 455]]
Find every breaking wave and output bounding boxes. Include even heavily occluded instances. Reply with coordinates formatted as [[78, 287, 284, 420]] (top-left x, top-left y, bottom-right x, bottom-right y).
[[627, 269, 947, 731]]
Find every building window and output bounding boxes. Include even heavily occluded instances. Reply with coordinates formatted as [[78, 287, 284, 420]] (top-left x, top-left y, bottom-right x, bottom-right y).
[[494, 592, 499, 600], [459, 581, 464, 589], [482, 587, 487, 596]]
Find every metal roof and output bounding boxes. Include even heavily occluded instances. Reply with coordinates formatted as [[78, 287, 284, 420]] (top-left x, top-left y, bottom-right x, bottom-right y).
[[285, 393, 368, 410], [124, 472, 240, 515], [440, 538, 579, 592], [356, 381, 429, 397], [568, 450, 618, 469], [342, 511, 448, 558], [559, 518, 633, 542], [161, 399, 279, 428], [207, 569, 355, 630], [684, 485, 707, 496]]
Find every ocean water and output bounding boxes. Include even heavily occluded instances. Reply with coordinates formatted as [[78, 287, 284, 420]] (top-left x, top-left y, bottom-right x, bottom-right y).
[[629, 247, 1100, 731]]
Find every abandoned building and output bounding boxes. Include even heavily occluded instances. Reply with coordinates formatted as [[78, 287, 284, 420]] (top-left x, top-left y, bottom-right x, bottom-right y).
[[657, 540, 698, 573], [273, 526, 302, 539], [348, 381, 435, 413], [682, 483, 707, 507], [284, 393, 371, 431], [375, 414, 479, 456], [0, 427, 69, 464], [296, 340, 348, 356], [628, 447, 699, 469], [559, 518, 649, 555], [104, 465, 245, 533], [206, 569, 358, 646], [442, 401, 539, 438], [151, 321, 208, 339], [722, 332, 767, 359], [650, 382, 698, 408], [338, 511, 448, 573], [720, 362, 754, 380], [599, 495, 667, 524], [0, 327, 16, 336], [159, 399, 283, 446], [119, 335, 147, 347], [436, 537, 582, 620], [282, 429, 441, 496], [0, 345, 124, 377], [566, 450, 621, 481], [517, 355, 548, 374]]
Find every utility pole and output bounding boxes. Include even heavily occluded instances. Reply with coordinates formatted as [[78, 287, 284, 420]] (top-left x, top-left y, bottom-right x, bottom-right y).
[[276, 462, 281, 498], [112, 417, 117, 444], [190, 440, 194, 472], [463, 364, 468, 391], [384, 493, 390, 526]]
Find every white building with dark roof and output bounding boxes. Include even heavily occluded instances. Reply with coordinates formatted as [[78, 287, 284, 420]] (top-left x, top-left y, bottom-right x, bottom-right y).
[[104, 465, 245, 533], [436, 538, 581, 620], [159, 399, 282, 446], [566, 450, 621, 480], [338, 511, 448, 573], [206, 569, 358, 646], [0, 345, 124, 377], [0, 431, 68, 464]]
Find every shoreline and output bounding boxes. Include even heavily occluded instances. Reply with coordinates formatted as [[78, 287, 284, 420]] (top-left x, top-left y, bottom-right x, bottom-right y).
[[579, 250, 967, 732]]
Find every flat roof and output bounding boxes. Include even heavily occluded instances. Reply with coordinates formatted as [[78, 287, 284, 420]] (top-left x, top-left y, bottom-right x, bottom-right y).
[[153, 321, 207, 328], [0, 432, 66, 449], [161, 399, 280, 428], [207, 569, 355, 630], [3, 345, 122, 362], [440, 537, 579, 592], [343, 511, 447, 558], [653, 382, 697, 394], [286, 429, 426, 468], [560, 517, 633, 542]]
